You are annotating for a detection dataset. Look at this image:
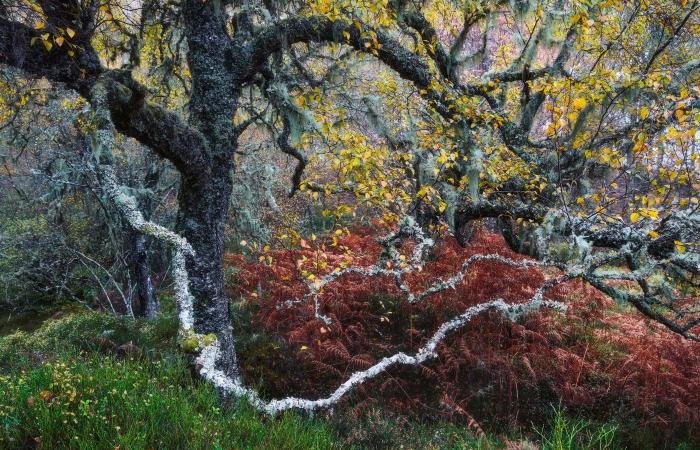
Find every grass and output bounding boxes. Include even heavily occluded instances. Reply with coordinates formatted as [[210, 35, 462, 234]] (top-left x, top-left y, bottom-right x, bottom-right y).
[[0, 309, 640, 449], [0, 311, 337, 449], [0, 309, 178, 372], [537, 406, 619, 450], [0, 355, 337, 449]]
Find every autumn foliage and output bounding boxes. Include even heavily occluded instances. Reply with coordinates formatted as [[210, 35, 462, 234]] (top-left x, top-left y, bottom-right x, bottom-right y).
[[226, 227, 700, 442]]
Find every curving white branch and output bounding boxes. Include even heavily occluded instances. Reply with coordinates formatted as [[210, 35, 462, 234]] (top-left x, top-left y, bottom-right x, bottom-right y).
[[282, 216, 565, 323], [197, 295, 566, 415], [89, 78, 197, 332], [99, 166, 196, 330], [278, 215, 435, 323]]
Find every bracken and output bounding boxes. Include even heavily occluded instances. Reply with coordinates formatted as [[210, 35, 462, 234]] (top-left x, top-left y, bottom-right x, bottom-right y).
[[227, 227, 700, 442]]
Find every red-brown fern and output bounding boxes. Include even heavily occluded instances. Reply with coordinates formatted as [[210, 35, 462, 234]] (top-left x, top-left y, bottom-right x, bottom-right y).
[[226, 227, 700, 441]]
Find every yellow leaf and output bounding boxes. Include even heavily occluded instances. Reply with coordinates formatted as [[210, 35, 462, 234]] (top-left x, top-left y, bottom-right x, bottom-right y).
[[640, 106, 649, 120], [34, 20, 45, 30], [55, 36, 64, 46], [648, 230, 659, 239], [674, 109, 686, 122], [674, 241, 686, 253], [576, 197, 585, 205], [66, 27, 76, 38], [630, 212, 640, 223], [572, 97, 587, 110], [42, 40, 52, 51]]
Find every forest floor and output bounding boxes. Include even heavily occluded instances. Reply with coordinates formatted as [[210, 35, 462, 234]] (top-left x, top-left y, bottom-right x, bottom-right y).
[[0, 231, 698, 449], [0, 310, 618, 449]]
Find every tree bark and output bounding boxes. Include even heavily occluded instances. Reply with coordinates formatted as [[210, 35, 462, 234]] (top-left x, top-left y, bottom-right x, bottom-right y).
[[177, 166, 240, 379], [177, 0, 243, 380], [129, 231, 159, 318]]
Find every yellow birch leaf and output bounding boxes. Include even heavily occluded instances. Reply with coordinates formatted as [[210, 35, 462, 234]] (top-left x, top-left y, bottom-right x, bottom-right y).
[[572, 97, 587, 110], [640, 106, 649, 120]]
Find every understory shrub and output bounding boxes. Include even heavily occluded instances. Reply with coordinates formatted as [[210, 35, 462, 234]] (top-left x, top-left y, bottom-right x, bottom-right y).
[[228, 227, 700, 448]]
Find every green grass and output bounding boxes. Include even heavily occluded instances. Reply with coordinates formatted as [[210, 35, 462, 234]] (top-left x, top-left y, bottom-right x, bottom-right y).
[[0, 310, 338, 449], [0, 325, 337, 449], [0, 309, 178, 372], [0, 355, 336, 449], [0, 309, 633, 450], [537, 406, 619, 450]]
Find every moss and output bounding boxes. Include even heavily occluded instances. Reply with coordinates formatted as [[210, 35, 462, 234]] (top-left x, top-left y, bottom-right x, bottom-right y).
[[0, 309, 179, 372], [180, 336, 201, 353], [202, 333, 217, 347]]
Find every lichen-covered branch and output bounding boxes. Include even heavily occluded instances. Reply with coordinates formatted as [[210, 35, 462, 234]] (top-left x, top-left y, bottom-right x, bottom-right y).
[[197, 296, 566, 416], [283, 216, 566, 323], [89, 77, 196, 331]]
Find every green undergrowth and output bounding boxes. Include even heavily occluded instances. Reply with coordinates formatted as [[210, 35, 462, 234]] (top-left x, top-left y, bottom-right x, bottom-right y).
[[0, 309, 645, 449], [0, 311, 336, 449], [536, 406, 620, 450], [0, 308, 179, 372], [0, 354, 336, 449]]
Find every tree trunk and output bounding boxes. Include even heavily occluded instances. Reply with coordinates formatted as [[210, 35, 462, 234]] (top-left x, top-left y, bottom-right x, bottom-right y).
[[178, 162, 239, 379], [127, 161, 161, 318], [130, 231, 159, 318], [178, 1, 243, 381]]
